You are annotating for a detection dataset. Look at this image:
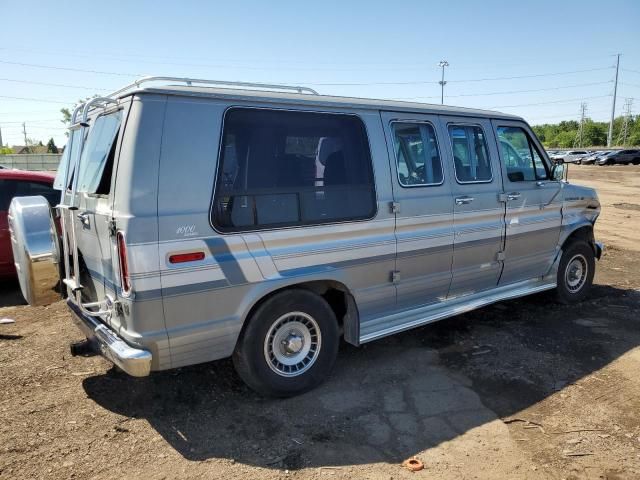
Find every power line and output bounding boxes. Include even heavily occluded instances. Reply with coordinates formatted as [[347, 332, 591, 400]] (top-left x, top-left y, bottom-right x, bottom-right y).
[[0, 59, 142, 77], [394, 80, 613, 100], [0, 110, 61, 115], [527, 108, 612, 123], [490, 95, 611, 109], [0, 77, 110, 90], [0, 95, 73, 104], [574, 103, 587, 147], [0, 59, 615, 87], [0, 119, 61, 124], [622, 68, 640, 75], [446, 67, 612, 84], [0, 46, 615, 70], [607, 54, 621, 147], [1, 125, 67, 130], [616, 98, 633, 146]]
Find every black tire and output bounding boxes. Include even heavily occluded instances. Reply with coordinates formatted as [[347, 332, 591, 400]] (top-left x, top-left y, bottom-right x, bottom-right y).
[[555, 240, 595, 304], [233, 289, 339, 397], [633, 158, 640, 165]]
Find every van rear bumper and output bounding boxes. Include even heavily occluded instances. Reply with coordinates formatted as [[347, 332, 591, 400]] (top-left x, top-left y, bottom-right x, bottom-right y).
[[67, 300, 152, 377]]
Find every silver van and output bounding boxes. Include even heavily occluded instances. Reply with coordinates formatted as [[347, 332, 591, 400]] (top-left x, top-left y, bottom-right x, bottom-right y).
[[9, 77, 603, 396]]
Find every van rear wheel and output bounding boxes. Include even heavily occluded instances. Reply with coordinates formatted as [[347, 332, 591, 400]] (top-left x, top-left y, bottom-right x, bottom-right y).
[[233, 289, 339, 397], [555, 240, 595, 304]]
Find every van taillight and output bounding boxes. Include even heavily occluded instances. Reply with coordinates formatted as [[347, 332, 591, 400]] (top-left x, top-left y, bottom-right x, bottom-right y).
[[116, 231, 131, 296]]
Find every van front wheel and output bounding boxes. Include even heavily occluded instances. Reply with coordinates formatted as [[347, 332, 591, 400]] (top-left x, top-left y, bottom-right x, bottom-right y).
[[233, 289, 339, 397], [555, 241, 595, 304]]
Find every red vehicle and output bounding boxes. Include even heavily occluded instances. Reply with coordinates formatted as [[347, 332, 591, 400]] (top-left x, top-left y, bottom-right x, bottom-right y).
[[0, 169, 59, 278]]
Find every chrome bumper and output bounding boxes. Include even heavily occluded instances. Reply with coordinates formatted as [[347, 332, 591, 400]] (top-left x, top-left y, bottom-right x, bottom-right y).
[[67, 300, 152, 377], [595, 241, 604, 260]]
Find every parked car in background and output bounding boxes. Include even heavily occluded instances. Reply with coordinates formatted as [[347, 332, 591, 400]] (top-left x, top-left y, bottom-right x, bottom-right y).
[[581, 151, 607, 165], [595, 151, 620, 165], [0, 169, 58, 278], [597, 149, 640, 165], [552, 150, 590, 164]]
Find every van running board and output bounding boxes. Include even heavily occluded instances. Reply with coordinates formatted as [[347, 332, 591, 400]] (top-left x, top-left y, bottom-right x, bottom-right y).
[[359, 279, 556, 343]]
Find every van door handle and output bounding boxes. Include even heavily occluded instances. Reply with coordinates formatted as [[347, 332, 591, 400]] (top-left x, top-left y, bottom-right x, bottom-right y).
[[77, 212, 90, 228], [506, 192, 521, 201], [455, 196, 475, 205]]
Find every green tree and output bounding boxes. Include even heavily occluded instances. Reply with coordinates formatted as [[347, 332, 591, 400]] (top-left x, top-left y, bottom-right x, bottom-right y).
[[555, 130, 577, 148], [46, 138, 58, 153], [583, 121, 607, 147]]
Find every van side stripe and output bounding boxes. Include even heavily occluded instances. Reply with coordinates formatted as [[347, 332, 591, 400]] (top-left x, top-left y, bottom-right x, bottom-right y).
[[204, 238, 247, 285]]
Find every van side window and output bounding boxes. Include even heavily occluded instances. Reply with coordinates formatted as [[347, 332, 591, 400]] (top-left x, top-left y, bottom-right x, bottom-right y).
[[212, 108, 376, 231], [76, 110, 122, 194], [391, 122, 443, 186], [496, 126, 549, 182], [448, 125, 492, 183]]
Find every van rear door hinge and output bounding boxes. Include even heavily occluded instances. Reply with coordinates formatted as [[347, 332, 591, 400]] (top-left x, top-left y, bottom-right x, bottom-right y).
[[390, 201, 400, 214], [497, 251, 506, 261], [107, 218, 117, 237], [391, 270, 401, 283]]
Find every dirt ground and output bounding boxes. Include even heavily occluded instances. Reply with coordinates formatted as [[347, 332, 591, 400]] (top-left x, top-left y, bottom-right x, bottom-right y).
[[1, 166, 639, 480]]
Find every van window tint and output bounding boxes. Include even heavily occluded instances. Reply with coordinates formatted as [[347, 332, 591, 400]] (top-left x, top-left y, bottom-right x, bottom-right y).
[[212, 108, 376, 231], [497, 126, 549, 182], [448, 125, 492, 182], [76, 111, 122, 194], [392, 123, 443, 186]]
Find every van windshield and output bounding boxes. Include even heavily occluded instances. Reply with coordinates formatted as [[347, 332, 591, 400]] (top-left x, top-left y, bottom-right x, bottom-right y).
[[76, 111, 122, 193]]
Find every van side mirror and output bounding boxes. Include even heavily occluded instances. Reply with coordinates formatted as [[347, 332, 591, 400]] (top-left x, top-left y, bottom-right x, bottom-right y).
[[551, 160, 567, 182]]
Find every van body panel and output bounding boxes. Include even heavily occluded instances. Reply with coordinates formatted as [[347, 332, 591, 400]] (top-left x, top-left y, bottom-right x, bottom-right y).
[[441, 116, 506, 297], [155, 100, 396, 367], [110, 94, 169, 366], [490, 119, 563, 285], [379, 111, 454, 317]]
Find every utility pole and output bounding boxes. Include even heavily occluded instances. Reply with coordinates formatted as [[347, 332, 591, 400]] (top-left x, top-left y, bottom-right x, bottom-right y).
[[22, 122, 29, 153], [617, 98, 633, 146], [607, 53, 620, 147], [574, 103, 587, 148], [438, 60, 449, 105], [0, 124, 3, 148]]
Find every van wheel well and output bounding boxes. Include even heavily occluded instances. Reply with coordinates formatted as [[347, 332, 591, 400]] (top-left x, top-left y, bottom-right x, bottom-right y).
[[241, 281, 360, 347], [563, 226, 595, 254]]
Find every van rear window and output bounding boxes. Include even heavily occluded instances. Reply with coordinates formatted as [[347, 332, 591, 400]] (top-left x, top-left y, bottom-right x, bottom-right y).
[[212, 108, 376, 231], [76, 111, 122, 194]]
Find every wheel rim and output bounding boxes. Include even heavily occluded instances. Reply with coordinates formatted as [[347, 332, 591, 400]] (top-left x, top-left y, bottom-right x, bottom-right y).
[[264, 312, 322, 377], [565, 253, 588, 293]]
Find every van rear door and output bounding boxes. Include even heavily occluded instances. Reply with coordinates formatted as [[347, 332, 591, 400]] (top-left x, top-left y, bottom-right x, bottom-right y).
[[68, 105, 128, 302]]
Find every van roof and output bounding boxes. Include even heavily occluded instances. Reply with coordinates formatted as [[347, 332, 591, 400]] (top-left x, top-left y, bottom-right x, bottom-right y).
[[121, 84, 524, 121]]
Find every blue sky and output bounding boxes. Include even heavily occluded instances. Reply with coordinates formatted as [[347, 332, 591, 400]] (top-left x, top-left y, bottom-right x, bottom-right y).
[[1, 0, 639, 147]]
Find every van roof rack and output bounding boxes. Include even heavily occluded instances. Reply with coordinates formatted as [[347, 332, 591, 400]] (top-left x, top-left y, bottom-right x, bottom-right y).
[[109, 76, 319, 98]]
